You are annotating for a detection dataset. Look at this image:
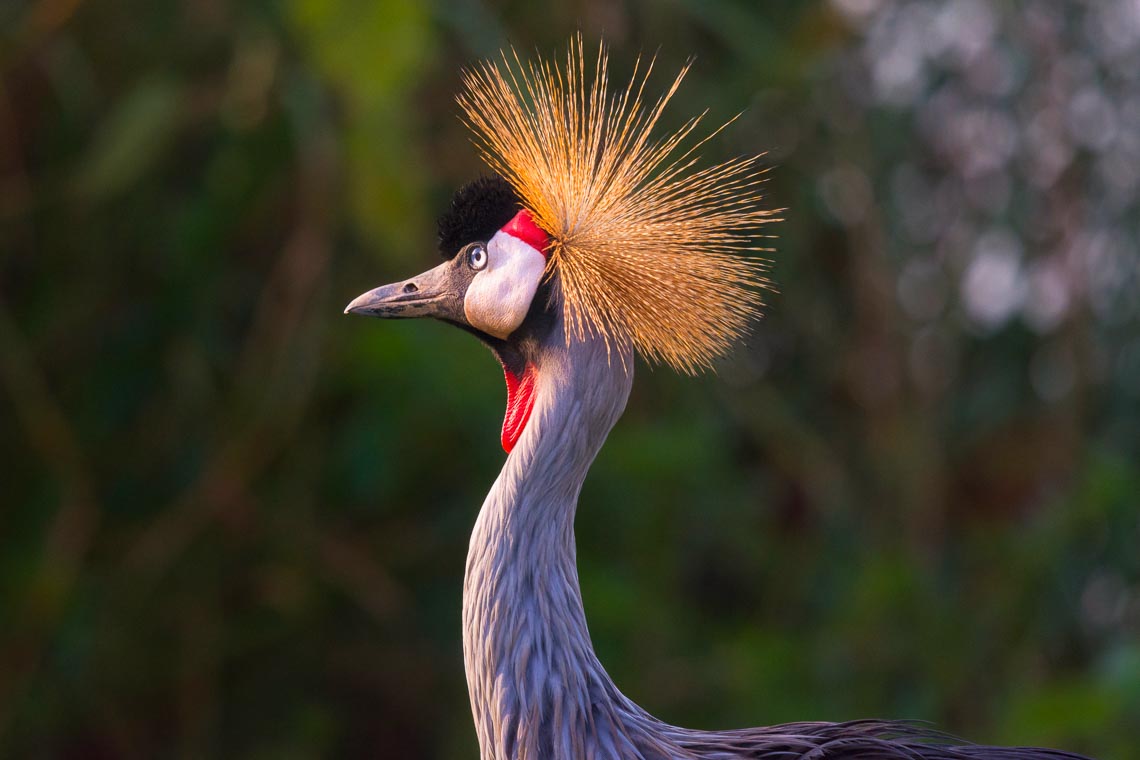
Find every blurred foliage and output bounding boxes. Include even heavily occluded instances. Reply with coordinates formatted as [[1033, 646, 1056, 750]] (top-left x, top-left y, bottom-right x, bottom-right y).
[[1, 0, 1138, 758]]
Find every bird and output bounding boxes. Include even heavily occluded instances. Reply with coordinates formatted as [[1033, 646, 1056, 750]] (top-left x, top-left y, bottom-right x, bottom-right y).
[[345, 39, 1091, 760]]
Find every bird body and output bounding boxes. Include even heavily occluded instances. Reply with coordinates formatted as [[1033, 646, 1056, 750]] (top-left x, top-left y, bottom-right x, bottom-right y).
[[454, 304, 1088, 760], [345, 39, 1091, 760]]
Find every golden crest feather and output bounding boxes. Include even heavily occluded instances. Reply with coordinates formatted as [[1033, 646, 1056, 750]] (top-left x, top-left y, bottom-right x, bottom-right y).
[[457, 38, 778, 373]]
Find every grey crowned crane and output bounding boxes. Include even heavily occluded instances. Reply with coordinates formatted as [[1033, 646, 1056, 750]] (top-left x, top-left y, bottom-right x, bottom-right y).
[[345, 39, 1091, 760]]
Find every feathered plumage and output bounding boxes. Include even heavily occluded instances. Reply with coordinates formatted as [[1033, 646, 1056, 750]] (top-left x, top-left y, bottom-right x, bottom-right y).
[[457, 37, 777, 373], [437, 175, 521, 258], [348, 37, 1091, 760]]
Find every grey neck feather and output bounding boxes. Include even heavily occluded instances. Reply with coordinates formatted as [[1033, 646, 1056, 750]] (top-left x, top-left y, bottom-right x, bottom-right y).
[[462, 318, 674, 759], [457, 317, 1074, 760]]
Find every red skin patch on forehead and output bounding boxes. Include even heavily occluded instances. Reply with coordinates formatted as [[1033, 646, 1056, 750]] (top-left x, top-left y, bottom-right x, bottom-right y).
[[502, 209, 549, 255], [501, 363, 538, 453]]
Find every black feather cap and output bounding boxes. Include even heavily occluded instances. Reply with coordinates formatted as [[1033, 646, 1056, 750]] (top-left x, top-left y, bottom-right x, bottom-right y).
[[437, 175, 521, 258]]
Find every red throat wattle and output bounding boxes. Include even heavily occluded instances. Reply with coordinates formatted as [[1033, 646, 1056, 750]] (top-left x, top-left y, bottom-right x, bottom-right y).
[[501, 363, 538, 453]]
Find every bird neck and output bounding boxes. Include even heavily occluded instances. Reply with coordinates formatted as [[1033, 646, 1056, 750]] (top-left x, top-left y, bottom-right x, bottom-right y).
[[462, 324, 642, 758]]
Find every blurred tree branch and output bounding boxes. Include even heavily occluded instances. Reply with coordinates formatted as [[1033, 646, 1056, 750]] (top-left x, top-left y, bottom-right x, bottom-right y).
[[0, 301, 100, 740], [124, 131, 338, 588]]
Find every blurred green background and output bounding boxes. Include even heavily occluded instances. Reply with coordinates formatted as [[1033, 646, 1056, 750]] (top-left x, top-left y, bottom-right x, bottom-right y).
[[2, 0, 1139, 757]]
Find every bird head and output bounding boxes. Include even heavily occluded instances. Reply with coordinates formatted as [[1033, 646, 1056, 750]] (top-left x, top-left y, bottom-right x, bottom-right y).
[[346, 39, 777, 453], [345, 176, 556, 453], [344, 175, 551, 343]]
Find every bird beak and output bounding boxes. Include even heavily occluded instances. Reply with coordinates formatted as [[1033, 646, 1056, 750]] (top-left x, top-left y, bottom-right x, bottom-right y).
[[344, 260, 467, 322]]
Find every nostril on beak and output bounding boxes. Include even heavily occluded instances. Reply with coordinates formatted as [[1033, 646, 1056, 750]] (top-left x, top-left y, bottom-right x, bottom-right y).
[[403, 282, 419, 294]]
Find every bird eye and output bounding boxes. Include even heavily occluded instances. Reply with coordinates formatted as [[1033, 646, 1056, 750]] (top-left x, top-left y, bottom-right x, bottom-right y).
[[466, 244, 488, 271]]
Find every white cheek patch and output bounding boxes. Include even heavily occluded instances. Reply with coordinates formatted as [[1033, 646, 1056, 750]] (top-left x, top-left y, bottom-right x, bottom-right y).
[[464, 231, 547, 338]]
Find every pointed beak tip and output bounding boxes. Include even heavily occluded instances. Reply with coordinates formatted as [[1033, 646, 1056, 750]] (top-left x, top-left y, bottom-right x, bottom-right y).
[[343, 292, 373, 316]]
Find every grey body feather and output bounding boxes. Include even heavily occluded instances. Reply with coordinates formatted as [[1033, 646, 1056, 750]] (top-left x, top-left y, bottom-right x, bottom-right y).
[[461, 317, 1090, 760]]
